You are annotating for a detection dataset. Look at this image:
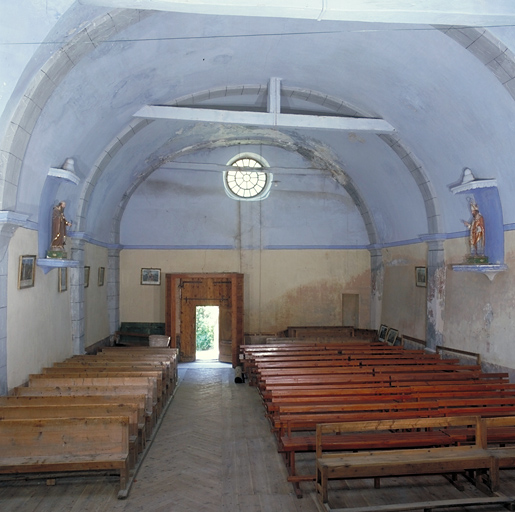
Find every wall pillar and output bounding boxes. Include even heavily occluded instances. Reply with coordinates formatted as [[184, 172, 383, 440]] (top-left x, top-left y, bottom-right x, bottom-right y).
[[69, 238, 85, 355], [368, 248, 383, 330], [108, 248, 120, 335], [426, 239, 446, 352], [0, 220, 19, 395]]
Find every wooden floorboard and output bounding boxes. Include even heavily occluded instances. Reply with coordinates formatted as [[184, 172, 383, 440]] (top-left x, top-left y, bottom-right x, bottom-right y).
[[0, 361, 515, 511]]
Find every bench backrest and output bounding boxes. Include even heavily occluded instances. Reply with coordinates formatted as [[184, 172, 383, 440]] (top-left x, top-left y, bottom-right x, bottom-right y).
[[0, 404, 139, 437], [0, 395, 146, 425], [0, 416, 129, 458], [12, 385, 154, 414], [315, 416, 484, 459]]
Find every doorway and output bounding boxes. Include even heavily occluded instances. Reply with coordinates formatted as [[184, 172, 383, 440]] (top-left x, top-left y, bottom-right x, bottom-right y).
[[165, 273, 244, 366], [196, 306, 219, 360]]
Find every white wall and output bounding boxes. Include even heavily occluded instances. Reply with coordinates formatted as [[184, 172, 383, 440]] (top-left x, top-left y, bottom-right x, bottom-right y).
[[84, 242, 109, 348], [120, 248, 372, 332], [7, 227, 73, 389], [443, 232, 515, 372], [380, 243, 428, 341]]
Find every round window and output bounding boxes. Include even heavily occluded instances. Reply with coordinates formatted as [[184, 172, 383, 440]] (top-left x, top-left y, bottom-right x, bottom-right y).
[[224, 156, 271, 200]]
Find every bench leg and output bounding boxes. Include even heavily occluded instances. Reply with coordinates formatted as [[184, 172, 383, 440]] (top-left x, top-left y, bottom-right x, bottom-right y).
[[316, 466, 329, 505], [489, 456, 500, 493]]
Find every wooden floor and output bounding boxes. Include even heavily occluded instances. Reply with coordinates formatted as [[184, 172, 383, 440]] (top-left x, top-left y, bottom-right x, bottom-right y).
[[1, 361, 515, 511]]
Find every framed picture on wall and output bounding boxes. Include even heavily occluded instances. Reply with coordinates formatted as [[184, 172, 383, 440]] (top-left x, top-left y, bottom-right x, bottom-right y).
[[18, 255, 36, 289], [84, 266, 90, 288], [415, 266, 427, 287], [98, 266, 105, 286], [386, 328, 399, 345], [378, 324, 388, 342], [58, 267, 67, 292], [141, 268, 161, 285]]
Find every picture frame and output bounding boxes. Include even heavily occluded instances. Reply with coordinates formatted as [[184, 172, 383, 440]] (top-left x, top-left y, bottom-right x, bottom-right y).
[[386, 328, 399, 345], [141, 268, 161, 285], [415, 266, 427, 287], [58, 267, 67, 293], [378, 324, 388, 342], [84, 266, 90, 288], [98, 266, 105, 286], [18, 255, 36, 289]]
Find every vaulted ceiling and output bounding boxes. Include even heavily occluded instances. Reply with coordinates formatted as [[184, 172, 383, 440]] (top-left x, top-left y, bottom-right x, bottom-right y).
[[3, 1, 515, 251]]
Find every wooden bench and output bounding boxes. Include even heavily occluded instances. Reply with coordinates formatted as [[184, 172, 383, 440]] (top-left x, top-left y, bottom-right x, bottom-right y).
[[0, 394, 148, 452], [0, 403, 140, 468], [315, 415, 515, 511], [0, 416, 131, 499], [26, 375, 159, 416], [12, 385, 156, 433]]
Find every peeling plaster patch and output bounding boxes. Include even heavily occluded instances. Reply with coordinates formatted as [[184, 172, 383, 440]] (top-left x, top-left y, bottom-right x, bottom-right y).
[[483, 303, 493, 329], [348, 132, 365, 144], [386, 258, 409, 266], [483, 303, 493, 352]]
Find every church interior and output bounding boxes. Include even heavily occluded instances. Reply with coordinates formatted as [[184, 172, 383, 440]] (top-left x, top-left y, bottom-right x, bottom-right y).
[[3, 1, 515, 510]]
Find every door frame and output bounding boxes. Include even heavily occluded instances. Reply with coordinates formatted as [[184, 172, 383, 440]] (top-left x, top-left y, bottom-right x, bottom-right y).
[[165, 273, 244, 367]]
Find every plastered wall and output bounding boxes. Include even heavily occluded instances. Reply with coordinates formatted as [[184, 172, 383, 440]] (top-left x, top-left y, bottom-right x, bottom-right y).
[[380, 243, 428, 340], [7, 228, 73, 389], [444, 232, 515, 372], [84, 243, 109, 348], [120, 248, 372, 333]]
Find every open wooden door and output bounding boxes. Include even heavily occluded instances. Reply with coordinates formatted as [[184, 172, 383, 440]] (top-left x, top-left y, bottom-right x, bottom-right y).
[[165, 273, 244, 366]]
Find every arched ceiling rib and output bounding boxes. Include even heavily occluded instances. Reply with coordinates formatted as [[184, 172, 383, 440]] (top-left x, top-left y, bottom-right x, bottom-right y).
[[4, 6, 515, 250], [0, 8, 149, 211]]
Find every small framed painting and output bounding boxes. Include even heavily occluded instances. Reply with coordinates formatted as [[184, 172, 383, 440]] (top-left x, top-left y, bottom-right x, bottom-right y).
[[378, 324, 388, 342], [141, 268, 161, 285], [84, 266, 90, 288], [386, 328, 399, 345], [58, 267, 67, 293], [98, 266, 105, 286], [18, 255, 36, 289], [415, 266, 427, 287]]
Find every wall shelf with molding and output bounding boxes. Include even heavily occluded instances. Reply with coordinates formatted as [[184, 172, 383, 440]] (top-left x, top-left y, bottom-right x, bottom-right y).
[[37, 258, 79, 274], [451, 263, 507, 281]]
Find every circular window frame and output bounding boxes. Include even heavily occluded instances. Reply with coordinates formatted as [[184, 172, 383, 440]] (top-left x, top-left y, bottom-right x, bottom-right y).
[[223, 153, 272, 201]]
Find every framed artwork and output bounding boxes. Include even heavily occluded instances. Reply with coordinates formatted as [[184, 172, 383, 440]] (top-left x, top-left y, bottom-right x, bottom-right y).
[[18, 255, 36, 289], [386, 328, 399, 345], [415, 266, 427, 287], [98, 266, 105, 286], [141, 268, 161, 285], [84, 266, 90, 288], [378, 324, 388, 342], [58, 267, 67, 292]]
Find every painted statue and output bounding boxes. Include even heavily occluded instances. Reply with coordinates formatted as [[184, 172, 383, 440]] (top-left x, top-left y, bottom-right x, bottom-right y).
[[462, 199, 485, 256], [51, 201, 72, 251]]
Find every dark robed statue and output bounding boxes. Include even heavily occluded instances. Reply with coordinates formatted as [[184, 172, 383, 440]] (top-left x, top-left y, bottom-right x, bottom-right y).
[[48, 201, 72, 258]]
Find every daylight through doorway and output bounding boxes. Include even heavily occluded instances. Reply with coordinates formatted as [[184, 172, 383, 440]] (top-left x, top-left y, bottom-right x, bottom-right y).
[[195, 306, 219, 360]]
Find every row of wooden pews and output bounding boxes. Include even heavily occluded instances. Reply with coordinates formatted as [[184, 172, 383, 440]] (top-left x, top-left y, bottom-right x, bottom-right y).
[[240, 338, 515, 499], [0, 346, 178, 498]]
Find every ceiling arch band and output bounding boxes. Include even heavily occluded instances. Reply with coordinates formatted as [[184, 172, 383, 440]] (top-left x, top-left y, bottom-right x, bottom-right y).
[[0, 11, 511, 250]]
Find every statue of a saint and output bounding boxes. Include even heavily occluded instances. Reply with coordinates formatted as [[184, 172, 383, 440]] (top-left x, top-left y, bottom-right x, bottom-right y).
[[462, 199, 485, 257], [50, 201, 72, 252]]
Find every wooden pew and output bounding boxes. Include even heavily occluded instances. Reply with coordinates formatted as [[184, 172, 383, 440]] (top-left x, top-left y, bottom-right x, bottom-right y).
[[0, 395, 148, 452], [0, 403, 140, 468], [12, 385, 156, 433], [315, 416, 515, 511], [25, 375, 158, 415], [38, 368, 167, 408], [0, 416, 131, 499], [78, 358, 176, 397]]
